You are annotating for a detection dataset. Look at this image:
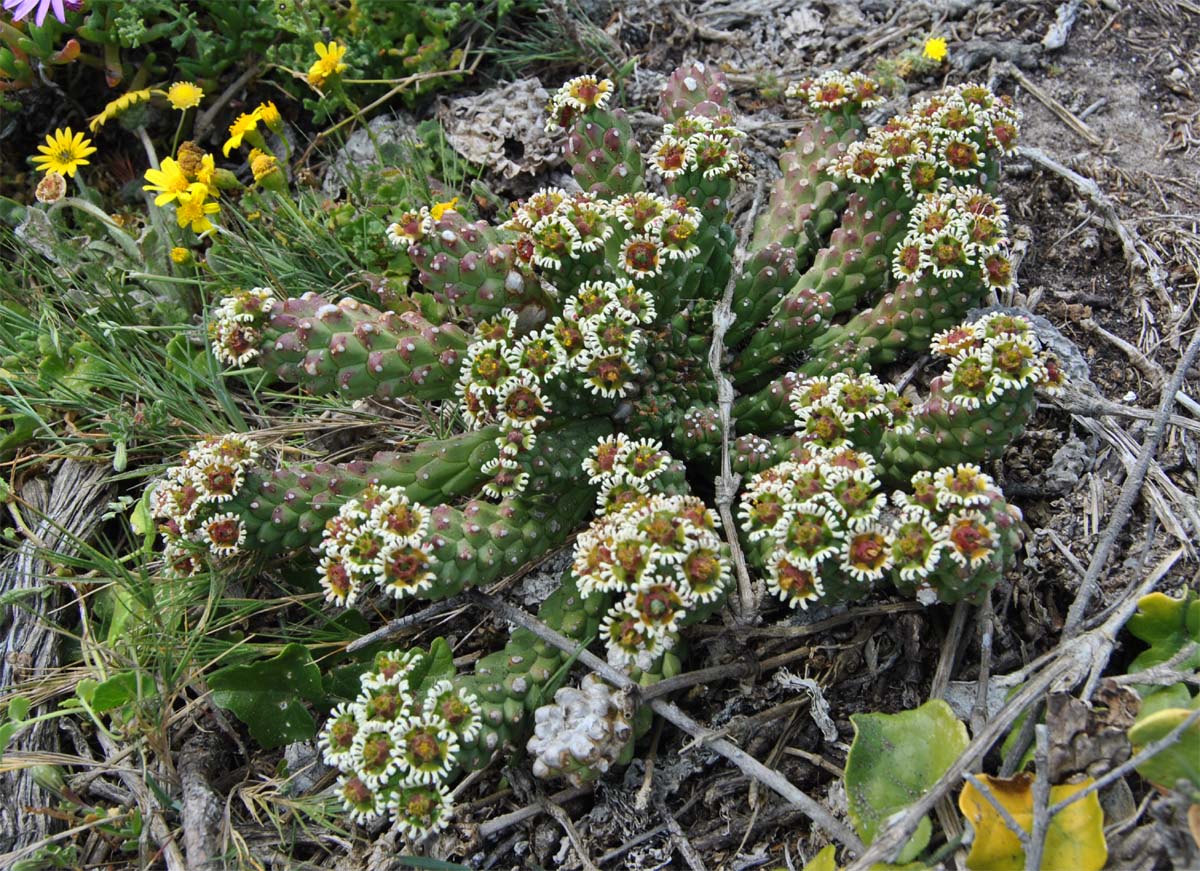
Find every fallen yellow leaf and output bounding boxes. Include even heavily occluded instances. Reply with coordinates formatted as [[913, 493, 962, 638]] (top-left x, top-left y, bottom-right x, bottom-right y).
[[958, 773, 1106, 871]]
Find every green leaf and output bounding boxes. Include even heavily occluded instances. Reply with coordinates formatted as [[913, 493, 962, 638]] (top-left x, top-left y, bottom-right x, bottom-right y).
[[423, 638, 455, 687], [801, 845, 838, 871], [1128, 707, 1200, 794], [8, 696, 30, 722], [90, 671, 143, 713], [0, 721, 20, 756], [208, 644, 323, 749], [1126, 591, 1200, 676], [846, 699, 969, 864]]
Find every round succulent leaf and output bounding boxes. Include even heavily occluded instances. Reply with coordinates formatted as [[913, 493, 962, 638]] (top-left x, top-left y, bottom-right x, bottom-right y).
[[1127, 706, 1200, 794], [1125, 590, 1200, 676], [845, 699, 969, 863]]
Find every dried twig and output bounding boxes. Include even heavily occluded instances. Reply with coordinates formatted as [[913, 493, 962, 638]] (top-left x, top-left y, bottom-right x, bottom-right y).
[[1018, 145, 1175, 312], [464, 589, 865, 854], [1024, 726, 1053, 871], [710, 183, 765, 624], [539, 794, 602, 871], [345, 597, 465, 653], [655, 795, 709, 871], [476, 786, 591, 840], [1063, 321, 1200, 636], [1005, 65, 1103, 147], [1048, 706, 1200, 815]]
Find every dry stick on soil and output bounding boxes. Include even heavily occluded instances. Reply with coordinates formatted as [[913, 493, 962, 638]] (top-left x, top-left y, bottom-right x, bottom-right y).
[[929, 602, 970, 841], [1110, 641, 1200, 687], [1017, 145, 1175, 314], [1004, 64, 1104, 148], [476, 786, 591, 840], [1049, 706, 1200, 815], [1078, 317, 1166, 385], [345, 597, 465, 652], [463, 589, 866, 854], [1024, 725, 1054, 871], [710, 183, 765, 625], [971, 595, 995, 739], [655, 794, 710, 871], [539, 793, 603, 871], [1063, 322, 1200, 637]]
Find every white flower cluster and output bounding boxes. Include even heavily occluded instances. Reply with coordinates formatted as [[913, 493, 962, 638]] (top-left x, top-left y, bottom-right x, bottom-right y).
[[543, 75, 615, 133], [210, 287, 274, 366], [453, 276, 662, 501], [784, 70, 884, 111], [528, 674, 635, 787], [503, 188, 703, 276], [317, 485, 436, 607], [929, 312, 1065, 411], [150, 433, 261, 577], [648, 112, 747, 181], [583, 432, 672, 514], [739, 444, 895, 609], [830, 81, 1019, 195], [573, 443, 731, 669], [890, 186, 1013, 292], [318, 649, 482, 836], [788, 371, 911, 450]]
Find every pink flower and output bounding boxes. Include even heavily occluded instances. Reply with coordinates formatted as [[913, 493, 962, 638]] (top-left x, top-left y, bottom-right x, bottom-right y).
[[3, 0, 82, 27]]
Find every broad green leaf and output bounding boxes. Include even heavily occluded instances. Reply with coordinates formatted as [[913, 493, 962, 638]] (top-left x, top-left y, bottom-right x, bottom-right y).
[[1128, 707, 1200, 793], [423, 637, 455, 688], [90, 671, 143, 713], [1126, 591, 1200, 675], [0, 721, 20, 755], [208, 644, 323, 749], [846, 699, 969, 863], [801, 846, 838, 871], [1138, 684, 1196, 722], [958, 774, 1106, 871], [8, 696, 30, 722]]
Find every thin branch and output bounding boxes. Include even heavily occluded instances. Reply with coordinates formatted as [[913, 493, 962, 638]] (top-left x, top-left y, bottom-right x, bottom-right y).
[[1024, 726, 1052, 871], [539, 794, 602, 871], [963, 773, 1030, 848], [476, 786, 591, 840], [1048, 706, 1200, 816], [1063, 323, 1200, 636], [464, 589, 865, 855], [345, 597, 464, 653], [709, 183, 766, 624], [655, 795, 710, 871]]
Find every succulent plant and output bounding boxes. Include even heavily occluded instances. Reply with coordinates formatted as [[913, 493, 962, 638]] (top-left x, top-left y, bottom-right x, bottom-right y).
[[145, 65, 1066, 833]]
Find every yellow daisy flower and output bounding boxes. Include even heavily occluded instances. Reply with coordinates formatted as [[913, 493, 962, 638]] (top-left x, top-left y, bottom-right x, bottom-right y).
[[167, 81, 205, 111], [223, 109, 263, 158], [257, 100, 284, 134], [88, 88, 154, 133], [307, 41, 348, 88], [176, 183, 220, 235], [430, 197, 459, 221], [195, 153, 216, 187], [32, 127, 96, 178], [143, 157, 192, 206], [170, 247, 192, 264], [923, 37, 948, 62]]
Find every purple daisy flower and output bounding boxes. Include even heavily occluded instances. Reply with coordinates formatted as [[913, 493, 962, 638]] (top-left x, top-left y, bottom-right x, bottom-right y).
[[3, 0, 82, 27]]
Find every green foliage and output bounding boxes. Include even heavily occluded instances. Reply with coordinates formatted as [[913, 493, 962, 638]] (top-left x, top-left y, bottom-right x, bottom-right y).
[[208, 643, 324, 749], [845, 699, 969, 863], [1127, 705, 1200, 798], [1126, 590, 1200, 675]]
